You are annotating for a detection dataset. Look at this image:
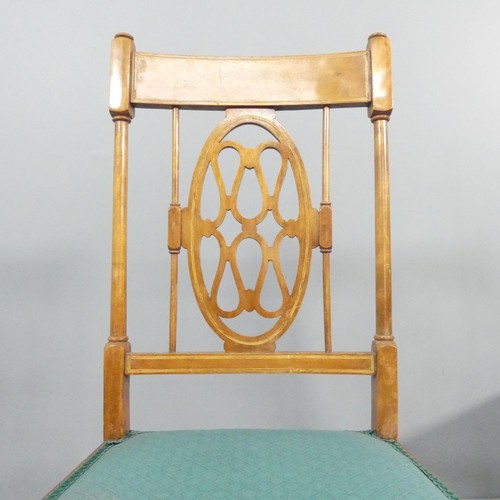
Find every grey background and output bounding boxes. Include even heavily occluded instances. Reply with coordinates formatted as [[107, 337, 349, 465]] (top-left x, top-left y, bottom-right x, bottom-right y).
[[2, 1, 500, 499]]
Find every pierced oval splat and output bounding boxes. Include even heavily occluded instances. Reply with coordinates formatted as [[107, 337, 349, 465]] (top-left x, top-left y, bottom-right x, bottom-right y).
[[186, 112, 314, 351]]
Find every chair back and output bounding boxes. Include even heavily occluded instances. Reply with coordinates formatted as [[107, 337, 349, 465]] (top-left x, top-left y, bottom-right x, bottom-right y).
[[105, 33, 397, 441]]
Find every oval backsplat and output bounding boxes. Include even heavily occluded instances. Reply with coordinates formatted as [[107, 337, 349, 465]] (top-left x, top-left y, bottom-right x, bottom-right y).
[[187, 113, 313, 350]]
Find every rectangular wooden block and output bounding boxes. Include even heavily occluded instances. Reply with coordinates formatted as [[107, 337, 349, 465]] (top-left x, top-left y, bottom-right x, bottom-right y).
[[126, 352, 375, 375]]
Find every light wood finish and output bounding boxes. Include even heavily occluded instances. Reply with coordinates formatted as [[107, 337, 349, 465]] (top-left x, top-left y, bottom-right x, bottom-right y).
[[321, 107, 333, 353], [133, 51, 369, 108], [318, 204, 333, 250], [372, 118, 392, 342], [168, 205, 182, 251], [109, 119, 129, 343], [367, 33, 393, 120], [184, 110, 316, 352], [171, 107, 180, 205], [104, 117, 131, 439], [168, 107, 180, 352], [322, 253, 332, 353], [105, 33, 398, 441], [104, 341, 130, 440], [168, 253, 179, 353], [126, 352, 374, 375], [367, 33, 397, 439], [321, 107, 331, 205], [371, 340, 398, 438], [109, 33, 135, 120], [105, 33, 135, 440]]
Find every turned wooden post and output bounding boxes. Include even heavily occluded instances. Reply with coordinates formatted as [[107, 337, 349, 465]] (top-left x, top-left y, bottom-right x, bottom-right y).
[[168, 107, 181, 353], [368, 33, 398, 439], [104, 33, 135, 441], [321, 106, 333, 353]]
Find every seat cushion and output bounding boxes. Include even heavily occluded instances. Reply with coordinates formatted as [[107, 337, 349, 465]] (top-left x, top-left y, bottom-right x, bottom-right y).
[[48, 430, 458, 499]]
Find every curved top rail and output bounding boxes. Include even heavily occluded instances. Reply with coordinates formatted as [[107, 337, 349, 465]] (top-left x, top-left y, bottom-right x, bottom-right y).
[[132, 51, 370, 108]]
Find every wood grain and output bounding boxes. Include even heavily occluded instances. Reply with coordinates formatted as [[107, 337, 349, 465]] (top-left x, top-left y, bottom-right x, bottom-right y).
[[321, 107, 333, 352], [126, 352, 374, 375], [372, 340, 398, 438], [169, 107, 180, 352], [367, 33, 393, 119], [185, 111, 315, 351], [103, 32, 398, 441], [104, 341, 131, 440], [105, 32, 134, 440], [133, 51, 369, 108], [109, 33, 135, 120], [367, 33, 397, 439], [373, 118, 393, 342]]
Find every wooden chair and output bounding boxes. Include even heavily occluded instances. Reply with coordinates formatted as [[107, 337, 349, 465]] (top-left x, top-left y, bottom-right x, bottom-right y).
[[46, 33, 458, 499]]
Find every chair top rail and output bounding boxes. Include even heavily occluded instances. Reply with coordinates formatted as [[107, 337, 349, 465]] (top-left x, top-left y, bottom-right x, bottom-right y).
[[131, 50, 370, 108]]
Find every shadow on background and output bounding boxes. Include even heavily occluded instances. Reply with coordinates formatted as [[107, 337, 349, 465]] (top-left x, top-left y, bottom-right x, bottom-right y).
[[405, 396, 500, 499]]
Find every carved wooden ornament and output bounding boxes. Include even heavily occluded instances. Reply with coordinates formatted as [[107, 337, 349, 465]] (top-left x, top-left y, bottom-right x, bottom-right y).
[[184, 111, 317, 352]]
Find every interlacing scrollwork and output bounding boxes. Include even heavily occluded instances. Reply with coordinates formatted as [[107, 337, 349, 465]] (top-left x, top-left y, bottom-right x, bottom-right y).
[[185, 112, 318, 352], [209, 140, 298, 319]]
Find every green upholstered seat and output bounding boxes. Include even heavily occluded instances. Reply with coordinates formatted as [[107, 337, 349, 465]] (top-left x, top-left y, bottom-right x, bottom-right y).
[[48, 430, 458, 499]]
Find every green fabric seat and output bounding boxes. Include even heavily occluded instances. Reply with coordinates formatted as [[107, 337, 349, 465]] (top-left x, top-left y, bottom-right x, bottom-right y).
[[48, 430, 458, 499]]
